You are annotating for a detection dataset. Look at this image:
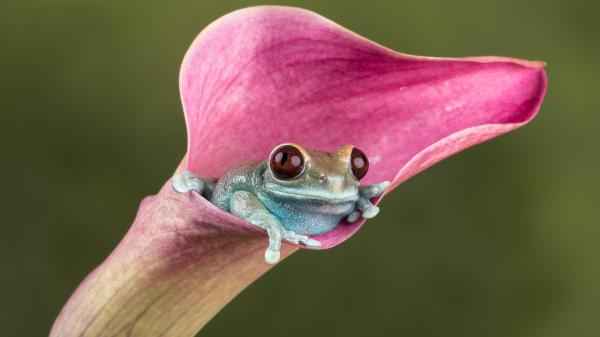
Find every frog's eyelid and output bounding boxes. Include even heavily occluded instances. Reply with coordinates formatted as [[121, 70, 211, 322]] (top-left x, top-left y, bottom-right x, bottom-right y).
[[278, 143, 311, 162], [332, 148, 362, 181], [336, 144, 354, 158], [268, 143, 311, 161]]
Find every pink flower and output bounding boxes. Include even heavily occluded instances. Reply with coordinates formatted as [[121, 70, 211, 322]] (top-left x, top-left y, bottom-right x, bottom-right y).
[[50, 6, 546, 337]]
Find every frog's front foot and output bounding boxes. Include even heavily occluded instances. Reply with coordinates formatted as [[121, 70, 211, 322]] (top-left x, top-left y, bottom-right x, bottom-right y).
[[172, 170, 214, 197], [347, 181, 391, 223], [263, 229, 320, 264], [282, 229, 321, 248]]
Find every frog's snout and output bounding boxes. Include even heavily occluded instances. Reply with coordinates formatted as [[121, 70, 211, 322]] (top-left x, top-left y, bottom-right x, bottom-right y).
[[318, 173, 327, 183]]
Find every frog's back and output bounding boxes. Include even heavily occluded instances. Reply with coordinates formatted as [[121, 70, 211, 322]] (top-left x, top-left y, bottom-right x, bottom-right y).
[[209, 161, 266, 211]]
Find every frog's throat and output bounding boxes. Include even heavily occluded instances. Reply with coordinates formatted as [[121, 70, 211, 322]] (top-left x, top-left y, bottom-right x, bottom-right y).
[[265, 188, 358, 203]]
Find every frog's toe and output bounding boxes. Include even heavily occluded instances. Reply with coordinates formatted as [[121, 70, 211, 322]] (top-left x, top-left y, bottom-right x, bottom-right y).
[[346, 211, 361, 223], [360, 181, 391, 198], [282, 231, 321, 248], [302, 237, 321, 248], [172, 171, 205, 194], [264, 247, 281, 264], [362, 205, 380, 219]]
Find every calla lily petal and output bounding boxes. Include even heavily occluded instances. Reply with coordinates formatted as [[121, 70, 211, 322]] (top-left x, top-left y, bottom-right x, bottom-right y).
[[180, 6, 546, 248], [51, 6, 546, 336], [51, 168, 298, 336]]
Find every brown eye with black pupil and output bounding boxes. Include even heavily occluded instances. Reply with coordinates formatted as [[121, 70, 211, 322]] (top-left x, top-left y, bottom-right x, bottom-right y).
[[269, 145, 305, 180], [350, 147, 369, 180]]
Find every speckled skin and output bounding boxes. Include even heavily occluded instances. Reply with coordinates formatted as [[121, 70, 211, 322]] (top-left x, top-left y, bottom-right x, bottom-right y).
[[173, 144, 389, 264]]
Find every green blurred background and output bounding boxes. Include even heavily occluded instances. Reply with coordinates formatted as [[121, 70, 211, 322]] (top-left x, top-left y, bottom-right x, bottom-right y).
[[1, 0, 598, 336]]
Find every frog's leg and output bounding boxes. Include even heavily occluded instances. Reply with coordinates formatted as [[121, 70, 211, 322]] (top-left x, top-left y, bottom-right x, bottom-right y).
[[347, 181, 391, 222], [230, 190, 320, 264], [230, 191, 283, 264], [172, 170, 215, 197]]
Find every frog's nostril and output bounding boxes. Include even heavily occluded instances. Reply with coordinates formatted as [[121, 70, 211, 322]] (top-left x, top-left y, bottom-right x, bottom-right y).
[[318, 174, 327, 183]]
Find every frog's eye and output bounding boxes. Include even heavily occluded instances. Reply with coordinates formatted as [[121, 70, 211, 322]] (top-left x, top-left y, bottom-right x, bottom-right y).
[[350, 147, 369, 180], [269, 144, 305, 180]]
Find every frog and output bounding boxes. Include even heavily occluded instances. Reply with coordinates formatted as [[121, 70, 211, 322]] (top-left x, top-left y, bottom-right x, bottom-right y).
[[172, 143, 390, 264]]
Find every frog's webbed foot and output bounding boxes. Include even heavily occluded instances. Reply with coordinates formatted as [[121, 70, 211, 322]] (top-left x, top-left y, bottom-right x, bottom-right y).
[[172, 170, 215, 197], [281, 229, 321, 248], [346, 181, 391, 223]]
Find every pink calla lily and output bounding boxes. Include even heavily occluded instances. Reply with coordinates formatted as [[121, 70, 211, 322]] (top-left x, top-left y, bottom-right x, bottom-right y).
[[50, 6, 546, 337]]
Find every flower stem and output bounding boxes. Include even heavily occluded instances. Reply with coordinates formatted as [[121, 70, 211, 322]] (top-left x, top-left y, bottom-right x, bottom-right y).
[[50, 169, 297, 336]]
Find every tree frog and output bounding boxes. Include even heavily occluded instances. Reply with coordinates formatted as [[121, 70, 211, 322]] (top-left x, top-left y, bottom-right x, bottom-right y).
[[172, 143, 390, 264]]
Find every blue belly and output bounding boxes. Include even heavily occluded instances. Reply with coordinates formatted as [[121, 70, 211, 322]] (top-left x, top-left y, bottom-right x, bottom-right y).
[[258, 192, 356, 235]]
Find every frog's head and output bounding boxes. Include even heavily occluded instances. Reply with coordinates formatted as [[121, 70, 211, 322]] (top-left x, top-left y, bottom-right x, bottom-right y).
[[263, 143, 369, 203]]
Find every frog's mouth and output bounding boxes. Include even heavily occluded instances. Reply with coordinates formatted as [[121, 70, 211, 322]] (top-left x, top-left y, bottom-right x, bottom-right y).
[[265, 188, 359, 204]]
